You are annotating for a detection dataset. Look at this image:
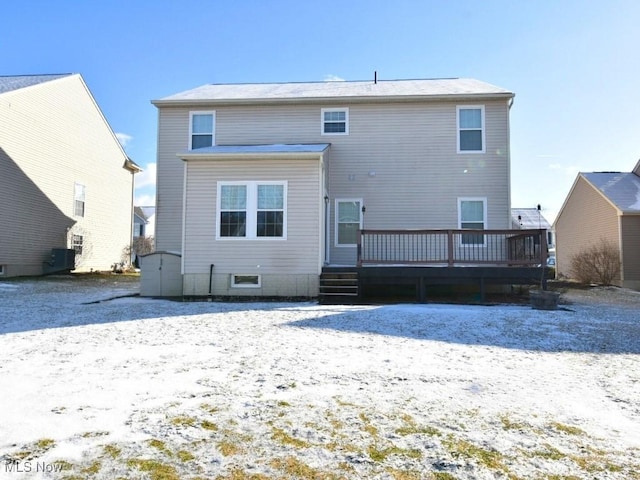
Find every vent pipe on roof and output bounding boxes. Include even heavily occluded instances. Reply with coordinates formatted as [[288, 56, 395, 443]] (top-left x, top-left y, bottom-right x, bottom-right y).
[[374, 71, 377, 84]]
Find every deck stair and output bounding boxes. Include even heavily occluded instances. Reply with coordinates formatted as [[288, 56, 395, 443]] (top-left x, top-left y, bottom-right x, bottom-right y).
[[319, 270, 359, 303]]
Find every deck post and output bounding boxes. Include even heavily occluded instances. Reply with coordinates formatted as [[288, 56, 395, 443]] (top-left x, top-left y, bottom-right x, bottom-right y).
[[356, 229, 363, 267], [447, 230, 454, 267]]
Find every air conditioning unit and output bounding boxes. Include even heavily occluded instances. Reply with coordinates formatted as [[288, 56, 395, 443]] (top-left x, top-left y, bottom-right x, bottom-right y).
[[43, 248, 76, 274]]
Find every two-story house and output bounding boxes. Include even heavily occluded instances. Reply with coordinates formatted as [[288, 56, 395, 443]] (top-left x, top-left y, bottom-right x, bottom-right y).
[[0, 74, 139, 277], [146, 78, 522, 298]]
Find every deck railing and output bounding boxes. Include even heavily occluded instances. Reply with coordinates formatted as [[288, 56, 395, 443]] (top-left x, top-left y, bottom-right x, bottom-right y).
[[356, 229, 547, 267]]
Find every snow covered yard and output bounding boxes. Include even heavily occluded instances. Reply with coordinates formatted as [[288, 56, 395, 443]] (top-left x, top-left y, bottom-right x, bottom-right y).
[[0, 276, 639, 479]]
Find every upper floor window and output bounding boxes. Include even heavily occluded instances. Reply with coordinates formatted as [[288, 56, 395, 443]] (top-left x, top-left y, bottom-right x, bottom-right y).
[[335, 199, 362, 246], [458, 198, 486, 246], [74, 183, 85, 217], [321, 108, 349, 135], [217, 181, 287, 239], [190, 111, 215, 149], [457, 106, 485, 153]]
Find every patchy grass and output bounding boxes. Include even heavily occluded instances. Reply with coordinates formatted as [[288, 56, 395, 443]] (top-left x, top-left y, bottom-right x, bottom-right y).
[[126, 458, 180, 480], [443, 435, 508, 471], [395, 413, 442, 437], [550, 421, 586, 436], [271, 426, 311, 449], [169, 415, 196, 427]]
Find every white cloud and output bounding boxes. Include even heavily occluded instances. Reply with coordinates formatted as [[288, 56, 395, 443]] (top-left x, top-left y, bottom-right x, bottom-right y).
[[115, 132, 133, 147], [549, 163, 580, 177], [135, 163, 156, 189], [323, 74, 345, 82], [134, 193, 155, 207]]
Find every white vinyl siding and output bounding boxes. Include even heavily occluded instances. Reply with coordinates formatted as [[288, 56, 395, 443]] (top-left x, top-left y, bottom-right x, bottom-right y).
[[335, 199, 362, 246], [321, 108, 349, 135], [156, 99, 511, 267], [0, 74, 134, 276], [182, 158, 321, 277], [457, 105, 485, 153], [189, 111, 215, 149]]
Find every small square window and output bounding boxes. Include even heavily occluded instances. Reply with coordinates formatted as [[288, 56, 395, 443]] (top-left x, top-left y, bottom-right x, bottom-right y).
[[231, 274, 261, 288], [0, 265, 5, 275], [321, 108, 349, 135]]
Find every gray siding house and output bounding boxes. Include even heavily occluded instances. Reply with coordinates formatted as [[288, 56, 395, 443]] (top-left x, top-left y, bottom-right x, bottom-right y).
[[554, 160, 640, 290], [148, 78, 515, 297], [0, 74, 139, 277]]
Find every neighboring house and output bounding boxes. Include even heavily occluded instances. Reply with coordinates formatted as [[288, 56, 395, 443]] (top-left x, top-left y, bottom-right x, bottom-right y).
[[0, 73, 140, 277], [511, 207, 554, 249], [147, 77, 518, 298], [554, 160, 640, 290], [133, 206, 149, 238]]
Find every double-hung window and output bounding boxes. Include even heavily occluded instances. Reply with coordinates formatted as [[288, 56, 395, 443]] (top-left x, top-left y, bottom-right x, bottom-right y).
[[217, 182, 286, 239], [190, 111, 215, 149], [457, 106, 485, 153], [72, 234, 84, 255], [335, 199, 362, 246], [458, 198, 486, 246], [321, 108, 349, 135], [74, 183, 85, 217]]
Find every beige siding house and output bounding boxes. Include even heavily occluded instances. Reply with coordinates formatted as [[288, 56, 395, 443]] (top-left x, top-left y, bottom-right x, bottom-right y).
[[0, 74, 139, 277], [554, 160, 640, 289], [148, 78, 515, 297]]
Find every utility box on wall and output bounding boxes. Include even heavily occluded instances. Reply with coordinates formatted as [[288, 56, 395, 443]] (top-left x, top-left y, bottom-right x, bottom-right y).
[[140, 251, 182, 297]]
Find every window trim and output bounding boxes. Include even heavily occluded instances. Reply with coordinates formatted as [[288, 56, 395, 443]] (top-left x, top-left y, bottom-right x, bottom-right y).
[[230, 274, 261, 288], [335, 198, 363, 247], [321, 108, 349, 136], [457, 197, 487, 247], [456, 105, 485, 154], [216, 181, 287, 240], [189, 111, 216, 150]]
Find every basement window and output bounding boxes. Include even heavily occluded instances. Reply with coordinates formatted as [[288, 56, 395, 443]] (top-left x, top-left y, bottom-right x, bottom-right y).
[[231, 274, 261, 288], [0, 265, 5, 275]]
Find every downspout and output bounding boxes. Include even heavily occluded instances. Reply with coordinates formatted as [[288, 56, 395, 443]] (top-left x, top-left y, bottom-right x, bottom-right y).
[[209, 263, 215, 299]]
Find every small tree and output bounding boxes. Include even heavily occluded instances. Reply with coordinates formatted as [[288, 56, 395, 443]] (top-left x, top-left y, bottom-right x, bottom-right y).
[[569, 238, 621, 285], [123, 236, 155, 268]]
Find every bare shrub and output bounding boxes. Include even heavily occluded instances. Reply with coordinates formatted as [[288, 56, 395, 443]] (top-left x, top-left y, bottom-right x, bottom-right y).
[[569, 238, 621, 285]]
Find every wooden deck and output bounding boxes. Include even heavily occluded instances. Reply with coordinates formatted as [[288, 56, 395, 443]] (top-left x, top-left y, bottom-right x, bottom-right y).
[[320, 229, 549, 303]]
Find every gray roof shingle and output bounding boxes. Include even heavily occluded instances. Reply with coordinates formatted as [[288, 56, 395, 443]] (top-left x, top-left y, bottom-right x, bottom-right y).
[[583, 172, 640, 213], [0, 74, 72, 95], [155, 78, 513, 104]]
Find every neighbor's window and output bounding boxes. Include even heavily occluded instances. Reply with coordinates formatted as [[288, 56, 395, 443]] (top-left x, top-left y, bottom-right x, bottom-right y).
[[231, 274, 261, 288], [0, 265, 5, 275], [72, 234, 84, 255], [74, 183, 85, 217], [217, 182, 287, 239], [190, 111, 215, 149], [458, 198, 486, 245], [321, 108, 349, 135], [336, 199, 362, 246], [457, 106, 485, 153]]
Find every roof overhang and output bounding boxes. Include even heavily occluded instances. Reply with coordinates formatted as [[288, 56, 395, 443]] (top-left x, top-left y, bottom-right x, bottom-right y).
[[123, 157, 143, 173], [154, 92, 514, 108], [178, 143, 331, 161]]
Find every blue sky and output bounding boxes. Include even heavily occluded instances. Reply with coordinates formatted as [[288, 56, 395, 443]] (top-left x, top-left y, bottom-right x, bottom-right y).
[[3, 0, 640, 222]]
